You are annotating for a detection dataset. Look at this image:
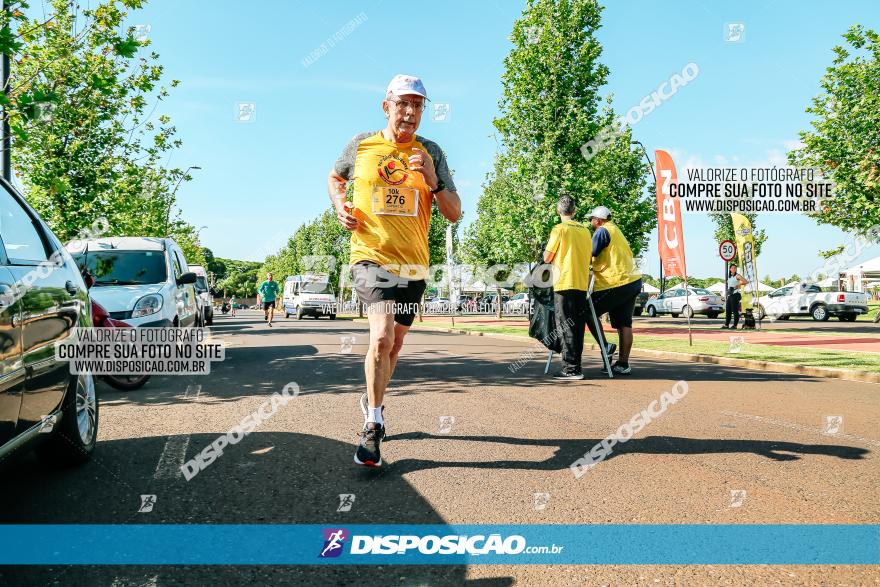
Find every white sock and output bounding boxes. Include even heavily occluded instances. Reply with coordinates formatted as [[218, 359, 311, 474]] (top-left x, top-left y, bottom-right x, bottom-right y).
[[366, 406, 384, 426]]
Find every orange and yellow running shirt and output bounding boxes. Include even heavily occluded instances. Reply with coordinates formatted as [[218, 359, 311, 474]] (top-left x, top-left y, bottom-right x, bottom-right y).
[[334, 131, 456, 278]]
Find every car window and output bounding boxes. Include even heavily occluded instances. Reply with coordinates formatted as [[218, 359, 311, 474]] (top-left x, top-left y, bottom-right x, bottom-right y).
[[0, 185, 49, 263], [303, 281, 331, 294], [691, 288, 711, 295], [72, 251, 167, 285], [171, 250, 183, 278]]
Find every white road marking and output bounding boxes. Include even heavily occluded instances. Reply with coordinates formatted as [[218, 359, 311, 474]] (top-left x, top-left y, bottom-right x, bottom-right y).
[[154, 435, 190, 479]]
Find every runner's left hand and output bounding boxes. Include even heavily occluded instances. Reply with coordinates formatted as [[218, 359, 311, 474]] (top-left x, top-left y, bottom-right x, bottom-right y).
[[409, 148, 438, 191]]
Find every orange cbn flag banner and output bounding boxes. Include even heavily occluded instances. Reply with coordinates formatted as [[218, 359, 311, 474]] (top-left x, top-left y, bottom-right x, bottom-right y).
[[655, 149, 687, 278]]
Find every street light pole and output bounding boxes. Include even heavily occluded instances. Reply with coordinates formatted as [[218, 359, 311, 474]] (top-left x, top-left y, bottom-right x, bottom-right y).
[[165, 166, 201, 233], [631, 140, 663, 293]]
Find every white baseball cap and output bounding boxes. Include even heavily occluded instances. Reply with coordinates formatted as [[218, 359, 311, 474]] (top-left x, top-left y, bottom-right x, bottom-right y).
[[589, 205, 612, 220], [386, 74, 429, 100]]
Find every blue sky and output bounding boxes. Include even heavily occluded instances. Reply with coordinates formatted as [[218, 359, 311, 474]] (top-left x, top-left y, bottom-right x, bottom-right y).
[[127, 0, 879, 280]]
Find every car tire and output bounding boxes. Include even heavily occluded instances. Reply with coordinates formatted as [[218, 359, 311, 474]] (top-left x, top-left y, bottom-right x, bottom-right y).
[[671, 313, 679, 318], [284, 311, 290, 318], [682, 305, 694, 318], [36, 372, 98, 466], [707, 312, 720, 319], [778, 315, 789, 320], [647, 306, 657, 317], [330, 314, 337, 320], [838, 313, 857, 322], [811, 304, 829, 321], [103, 374, 150, 391], [633, 308, 643, 316]]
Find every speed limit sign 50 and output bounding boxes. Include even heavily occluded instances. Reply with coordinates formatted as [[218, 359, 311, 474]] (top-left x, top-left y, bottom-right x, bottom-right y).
[[719, 240, 737, 262]]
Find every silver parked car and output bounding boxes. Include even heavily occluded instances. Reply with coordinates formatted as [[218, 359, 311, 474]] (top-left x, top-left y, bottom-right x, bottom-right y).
[[645, 287, 724, 319], [503, 292, 531, 314]]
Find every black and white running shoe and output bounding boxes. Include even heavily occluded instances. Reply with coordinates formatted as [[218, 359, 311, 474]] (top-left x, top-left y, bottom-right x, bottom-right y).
[[605, 343, 617, 357], [601, 361, 632, 375], [354, 422, 385, 467], [553, 368, 585, 380]]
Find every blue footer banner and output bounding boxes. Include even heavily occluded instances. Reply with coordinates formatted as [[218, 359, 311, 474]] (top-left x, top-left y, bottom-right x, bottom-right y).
[[1, 525, 877, 565]]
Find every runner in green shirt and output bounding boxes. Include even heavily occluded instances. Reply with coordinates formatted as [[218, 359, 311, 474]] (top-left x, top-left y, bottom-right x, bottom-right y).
[[258, 272, 281, 327]]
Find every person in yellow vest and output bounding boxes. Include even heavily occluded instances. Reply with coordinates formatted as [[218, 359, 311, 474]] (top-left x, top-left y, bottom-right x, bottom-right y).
[[586, 206, 642, 375], [543, 196, 594, 380], [327, 74, 461, 467]]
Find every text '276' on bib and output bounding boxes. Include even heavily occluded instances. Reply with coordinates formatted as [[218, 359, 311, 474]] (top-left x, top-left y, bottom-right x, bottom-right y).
[[371, 186, 419, 217]]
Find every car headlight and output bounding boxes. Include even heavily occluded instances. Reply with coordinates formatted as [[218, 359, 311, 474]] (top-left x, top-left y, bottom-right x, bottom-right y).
[[132, 294, 163, 318]]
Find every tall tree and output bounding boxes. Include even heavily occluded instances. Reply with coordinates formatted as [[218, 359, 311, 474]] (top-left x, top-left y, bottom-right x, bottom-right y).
[[464, 0, 654, 268], [789, 25, 880, 234], [7, 0, 197, 246]]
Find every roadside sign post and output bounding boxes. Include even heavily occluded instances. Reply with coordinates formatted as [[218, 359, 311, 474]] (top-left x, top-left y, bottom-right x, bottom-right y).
[[719, 239, 737, 302]]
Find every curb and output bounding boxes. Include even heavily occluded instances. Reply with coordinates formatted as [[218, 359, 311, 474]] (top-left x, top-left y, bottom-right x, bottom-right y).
[[407, 323, 880, 385]]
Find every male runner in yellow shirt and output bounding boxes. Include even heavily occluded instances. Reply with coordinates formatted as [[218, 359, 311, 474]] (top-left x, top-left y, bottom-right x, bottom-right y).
[[327, 75, 461, 467]]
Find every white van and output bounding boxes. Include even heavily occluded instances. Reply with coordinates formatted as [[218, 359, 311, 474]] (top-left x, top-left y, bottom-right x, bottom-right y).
[[283, 274, 337, 319], [67, 237, 199, 327], [189, 264, 213, 325]]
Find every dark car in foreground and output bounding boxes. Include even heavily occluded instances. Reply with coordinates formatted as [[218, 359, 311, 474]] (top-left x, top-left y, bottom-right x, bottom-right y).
[[0, 178, 96, 466]]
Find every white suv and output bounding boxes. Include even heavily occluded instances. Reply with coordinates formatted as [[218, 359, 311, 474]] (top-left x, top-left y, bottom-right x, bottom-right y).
[[66, 237, 199, 327]]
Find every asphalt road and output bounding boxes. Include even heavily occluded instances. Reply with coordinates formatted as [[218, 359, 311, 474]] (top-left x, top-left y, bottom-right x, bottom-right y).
[[1, 310, 878, 586]]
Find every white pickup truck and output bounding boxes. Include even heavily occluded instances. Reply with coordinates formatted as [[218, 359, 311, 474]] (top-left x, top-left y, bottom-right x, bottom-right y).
[[755, 283, 869, 322]]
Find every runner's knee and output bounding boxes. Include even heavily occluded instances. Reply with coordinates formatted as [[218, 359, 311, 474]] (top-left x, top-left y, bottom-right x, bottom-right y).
[[371, 332, 395, 355]]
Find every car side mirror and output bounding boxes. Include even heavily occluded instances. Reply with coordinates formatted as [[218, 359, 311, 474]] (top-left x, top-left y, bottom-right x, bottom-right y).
[[177, 272, 197, 286]]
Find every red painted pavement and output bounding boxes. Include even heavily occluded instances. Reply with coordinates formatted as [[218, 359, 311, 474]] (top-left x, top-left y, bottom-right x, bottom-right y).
[[418, 316, 880, 353]]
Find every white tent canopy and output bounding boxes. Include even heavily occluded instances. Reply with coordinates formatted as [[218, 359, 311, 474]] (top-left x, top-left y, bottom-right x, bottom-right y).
[[709, 281, 773, 293], [642, 283, 660, 293]]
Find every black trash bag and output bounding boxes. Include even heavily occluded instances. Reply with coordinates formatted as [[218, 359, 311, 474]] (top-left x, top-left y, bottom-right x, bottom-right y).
[[528, 259, 562, 353]]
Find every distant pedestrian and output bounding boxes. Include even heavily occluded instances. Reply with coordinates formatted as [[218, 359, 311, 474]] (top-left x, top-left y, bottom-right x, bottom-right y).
[[258, 272, 281, 326], [721, 264, 748, 329], [230, 296, 237, 317]]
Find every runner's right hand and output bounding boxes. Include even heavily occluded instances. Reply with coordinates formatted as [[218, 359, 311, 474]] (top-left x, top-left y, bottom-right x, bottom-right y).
[[336, 201, 358, 231]]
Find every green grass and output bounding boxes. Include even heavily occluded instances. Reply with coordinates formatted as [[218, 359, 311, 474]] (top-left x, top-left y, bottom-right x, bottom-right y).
[[408, 320, 880, 373]]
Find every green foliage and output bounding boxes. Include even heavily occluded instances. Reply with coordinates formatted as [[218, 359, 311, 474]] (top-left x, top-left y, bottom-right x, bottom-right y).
[[215, 259, 261, 299], [6, 0, 196, 244], [664, 276, 720, 289], [708, 213, 767, 257], [464, 0, 655, 266], [819, 245, 846, 259], [789, 25, 880, 234], [259, 208, 351, 290]]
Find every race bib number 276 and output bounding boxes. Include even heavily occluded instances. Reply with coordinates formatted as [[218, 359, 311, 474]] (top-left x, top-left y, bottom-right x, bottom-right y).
[[371, 186, 419, 217]]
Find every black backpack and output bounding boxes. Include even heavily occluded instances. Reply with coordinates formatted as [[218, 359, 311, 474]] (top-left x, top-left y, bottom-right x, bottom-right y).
[[527, 259, 563, 353]]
